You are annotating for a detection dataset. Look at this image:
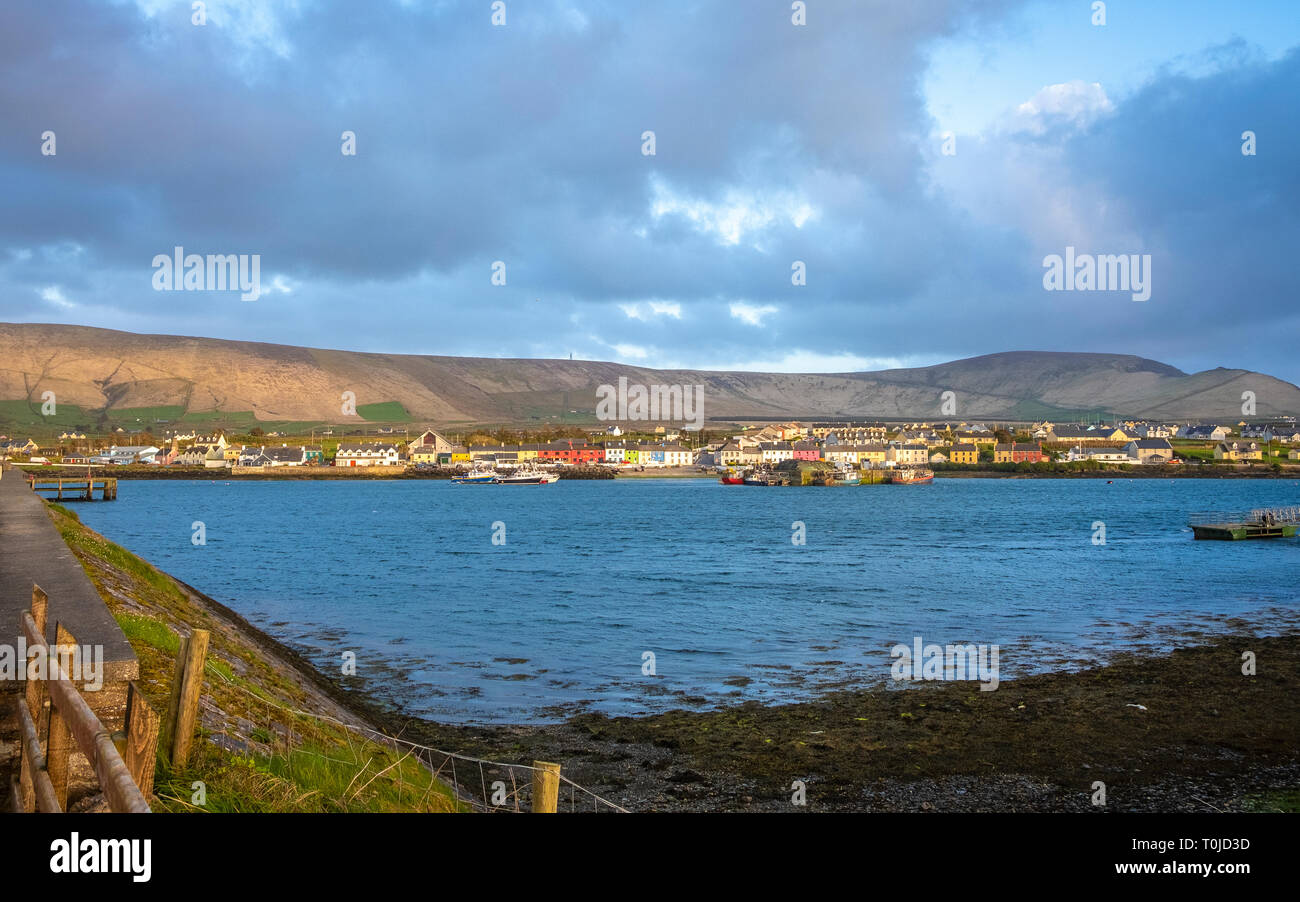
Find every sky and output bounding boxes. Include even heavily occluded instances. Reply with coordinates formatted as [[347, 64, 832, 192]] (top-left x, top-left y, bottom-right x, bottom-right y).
[[1, 0, 1297, 382]]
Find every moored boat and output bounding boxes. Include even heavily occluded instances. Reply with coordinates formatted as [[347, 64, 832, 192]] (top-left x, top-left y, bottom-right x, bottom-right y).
[[493, 468, 560, 484], [885, 467, 934, 485], [451, 469, 497, 484]]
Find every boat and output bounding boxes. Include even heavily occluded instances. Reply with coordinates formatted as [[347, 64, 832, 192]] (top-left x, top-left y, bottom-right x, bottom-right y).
[[451, 468, 497, 484], [493, 468, 560, 485], [834, 469, 861, 485], [885, 467, 934, 485], [742, 472, 773, 486], [719, 473, 744, 485]]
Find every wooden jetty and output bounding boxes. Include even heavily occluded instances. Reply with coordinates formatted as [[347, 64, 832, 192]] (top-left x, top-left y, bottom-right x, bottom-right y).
[[1188, 507, 1299, 540], [26, 474, 118, 502]]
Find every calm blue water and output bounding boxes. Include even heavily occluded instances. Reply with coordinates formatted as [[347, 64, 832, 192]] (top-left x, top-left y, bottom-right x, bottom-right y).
[[74, 478, 1300, 724]]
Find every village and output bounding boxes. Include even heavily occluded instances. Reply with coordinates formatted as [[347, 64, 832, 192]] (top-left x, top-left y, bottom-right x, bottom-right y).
[[2, 417, 1298, 474]]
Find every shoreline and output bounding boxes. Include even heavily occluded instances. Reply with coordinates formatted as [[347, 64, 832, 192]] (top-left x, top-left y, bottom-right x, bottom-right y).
[[20, 464, 1300, 481], [151, 571, 1300, 812]]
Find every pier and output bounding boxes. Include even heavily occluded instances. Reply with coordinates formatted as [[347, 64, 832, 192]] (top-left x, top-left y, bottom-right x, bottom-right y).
[[1188, 507, 1300, 540], [25, 473, 117, 501]]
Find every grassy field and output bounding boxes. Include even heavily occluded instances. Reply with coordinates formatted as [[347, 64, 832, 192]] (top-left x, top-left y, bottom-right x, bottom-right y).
[[0, 399, 90, 429], [45, 502, 462, 813], [355, 401, 412, 422]]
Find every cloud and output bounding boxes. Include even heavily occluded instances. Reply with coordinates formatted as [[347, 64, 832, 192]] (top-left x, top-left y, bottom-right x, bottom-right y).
[[0, 1, 1295, 385], [1009, 81, 1115, 134], [619, 300, 681, 321], [40, 285, 74, 308], [729, 302, 778, 327], [611, 343, 649, 360], [649, 177, 817, 247], [695, 351, 930, 373]]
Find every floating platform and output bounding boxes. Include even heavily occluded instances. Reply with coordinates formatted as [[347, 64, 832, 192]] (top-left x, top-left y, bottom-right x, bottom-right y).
[[1191, 523, 1295, 540], [1189, 507, 1298, 540]]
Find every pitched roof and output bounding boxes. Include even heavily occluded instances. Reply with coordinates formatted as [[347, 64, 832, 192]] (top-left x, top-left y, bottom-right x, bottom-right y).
[[262, 446, 307, 462], [337, 442, 399, 453], [1049, 425, 1090, 438]]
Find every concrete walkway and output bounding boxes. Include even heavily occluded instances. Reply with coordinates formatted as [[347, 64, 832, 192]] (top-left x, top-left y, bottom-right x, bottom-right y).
[[0, 466, 137, 680], [1, 466, 140, 809]]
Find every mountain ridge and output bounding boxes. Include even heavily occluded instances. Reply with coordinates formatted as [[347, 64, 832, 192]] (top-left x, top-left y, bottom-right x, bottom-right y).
[[1, 322, 1296, 426]]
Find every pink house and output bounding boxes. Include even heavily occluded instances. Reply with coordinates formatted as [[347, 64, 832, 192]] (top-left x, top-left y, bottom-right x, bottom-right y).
[[792, 441, 822, 461]]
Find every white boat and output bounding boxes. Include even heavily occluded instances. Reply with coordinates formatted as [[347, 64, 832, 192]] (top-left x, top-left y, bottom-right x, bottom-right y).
[[493, 468, 560, 485], [451, 464, 498, 484]]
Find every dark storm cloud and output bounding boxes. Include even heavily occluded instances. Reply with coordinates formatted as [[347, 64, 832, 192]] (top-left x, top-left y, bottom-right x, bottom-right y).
[[0, 0, 1295, 383]]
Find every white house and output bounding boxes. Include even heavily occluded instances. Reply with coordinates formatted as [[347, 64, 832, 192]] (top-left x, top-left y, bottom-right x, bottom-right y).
[[662, 444, 692, 467], [1133, 423, 1175, 439], [334, 442, 402, 467], [1181, 424, 1229, 441], [103, 445, 160, 465], [759, 442, 794, 464], [175, 444, 219, 466], [1067, 445, 1131, 464], [204, 447, 229, 469], [824, 446, 860, 466], [237, 447, 269, 467]]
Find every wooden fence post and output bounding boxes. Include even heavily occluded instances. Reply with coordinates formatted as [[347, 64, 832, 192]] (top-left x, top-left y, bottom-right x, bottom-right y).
[[16, 734, 34, 813], [45, 622, 76, 810], [120, 683, 161, 797], [19, 587, 50, 812], [163, 629, 209, 769], [159, 635, 187, 760], [27, 587, 48, 735], [531, 760, 561, 813]]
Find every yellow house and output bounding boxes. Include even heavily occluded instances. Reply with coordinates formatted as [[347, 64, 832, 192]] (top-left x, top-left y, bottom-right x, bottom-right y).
[[451, 450, 471, 464], [223, 445, 243, 463], [948, 443, 979, 464], [408, 446, 441, 463], [1215, 441, 1262, 461], [855, 444, 888, 466]]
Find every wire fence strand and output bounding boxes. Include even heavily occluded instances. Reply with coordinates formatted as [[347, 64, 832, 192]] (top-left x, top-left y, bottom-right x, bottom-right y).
[[205, 666, 629, 813]]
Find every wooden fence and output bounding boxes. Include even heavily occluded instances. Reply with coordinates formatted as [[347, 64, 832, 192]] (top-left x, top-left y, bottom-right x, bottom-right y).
[[9, 578, 608, 814], [10, 584, 157, 812]]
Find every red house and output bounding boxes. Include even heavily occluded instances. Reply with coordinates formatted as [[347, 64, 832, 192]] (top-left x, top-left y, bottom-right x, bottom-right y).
[[994, 442, 1044, 463], [539, 440, 604, 465]]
